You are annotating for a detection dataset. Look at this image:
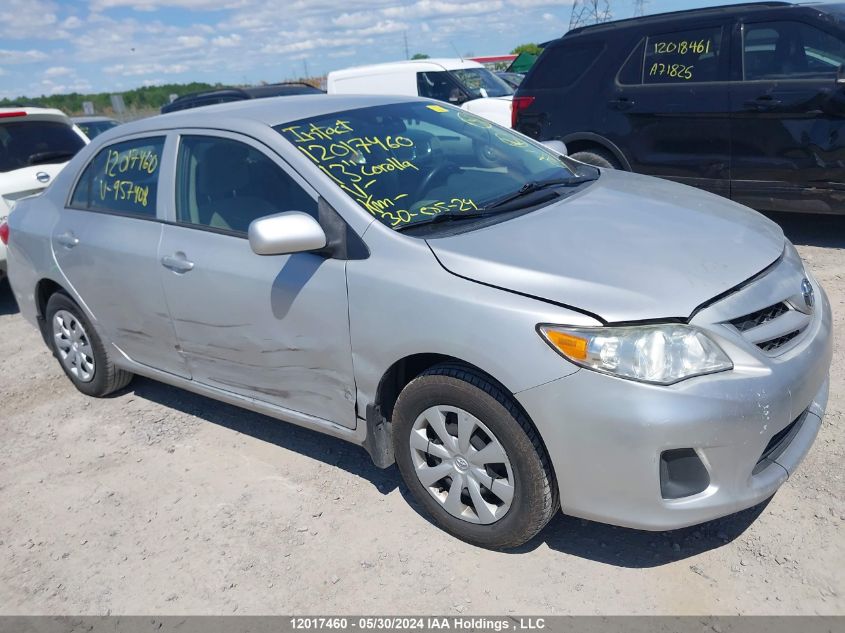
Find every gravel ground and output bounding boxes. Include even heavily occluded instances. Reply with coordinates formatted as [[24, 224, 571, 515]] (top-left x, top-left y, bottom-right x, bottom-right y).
[[0, 212, 842, 615]]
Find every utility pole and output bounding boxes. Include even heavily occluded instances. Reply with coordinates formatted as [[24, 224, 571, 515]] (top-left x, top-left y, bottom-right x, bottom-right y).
[[403, 31, 410, 60], [303, 59, 310, 79], [569, 0, 613, 30]]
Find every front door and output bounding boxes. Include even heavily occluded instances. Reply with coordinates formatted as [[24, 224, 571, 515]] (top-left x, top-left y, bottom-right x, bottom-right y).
[[157, 132, 357, 428], [610, 22, 732, 197], [54, 134, 190, 377], [729, 18, 845, 213]]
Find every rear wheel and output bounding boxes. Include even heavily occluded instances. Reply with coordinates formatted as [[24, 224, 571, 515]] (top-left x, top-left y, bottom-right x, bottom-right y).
[[46, 292, 133, 397], [570, 147, 621, 170], [393, 364, 558, 549]]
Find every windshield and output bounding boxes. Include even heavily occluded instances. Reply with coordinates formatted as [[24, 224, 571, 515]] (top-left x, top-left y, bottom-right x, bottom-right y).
[[0, 120, 85, 173], [276, 101, 595, 232], [450, 68, 513, 98]]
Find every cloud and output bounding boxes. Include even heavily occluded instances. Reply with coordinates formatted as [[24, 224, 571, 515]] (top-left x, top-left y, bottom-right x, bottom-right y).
[[0, 0, 60, 39], [211, 33, 241, 47], [0, 49, 49, 64], [176, 35, 206, 47], [43, 66, 74, 77], [104, 62, 190, 76]]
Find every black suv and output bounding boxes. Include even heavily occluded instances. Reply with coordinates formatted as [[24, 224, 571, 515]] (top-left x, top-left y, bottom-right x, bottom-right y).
[[161, 82, 324, 114], [514, 1, 845, 214]]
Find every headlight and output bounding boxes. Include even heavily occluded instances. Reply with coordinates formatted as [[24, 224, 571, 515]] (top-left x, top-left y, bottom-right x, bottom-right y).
[[538, 324, 732, 385]]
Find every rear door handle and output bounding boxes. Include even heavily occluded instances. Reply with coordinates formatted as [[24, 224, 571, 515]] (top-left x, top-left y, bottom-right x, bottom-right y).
[[161, 253, 195, 273], [56, 231, 79, 248], [608, 97, 635, 111]]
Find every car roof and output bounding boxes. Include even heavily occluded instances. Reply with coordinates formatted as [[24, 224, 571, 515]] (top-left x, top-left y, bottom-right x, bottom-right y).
[[71, 116, 118, 123], [0, 107, 72, 124], [329, 58, 484, 79], [114, 93, 421, 136], [565, 1, 810, 37]]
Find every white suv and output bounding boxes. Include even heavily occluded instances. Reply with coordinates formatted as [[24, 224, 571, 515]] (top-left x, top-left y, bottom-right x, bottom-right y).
[[0, 107, 88, 283]]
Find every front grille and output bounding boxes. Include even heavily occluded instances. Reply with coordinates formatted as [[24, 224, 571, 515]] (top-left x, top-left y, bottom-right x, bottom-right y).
[[730, 302, 789, 333], [756, 330, 800, 352], [752, 411, 806, 475]]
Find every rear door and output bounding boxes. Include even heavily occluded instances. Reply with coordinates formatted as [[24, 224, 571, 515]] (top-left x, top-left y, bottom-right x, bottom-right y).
[[609, 21, 733, 196], [729, 16, 845, 213], [53, 133, 190, 377], [157, 131, 357, 428]]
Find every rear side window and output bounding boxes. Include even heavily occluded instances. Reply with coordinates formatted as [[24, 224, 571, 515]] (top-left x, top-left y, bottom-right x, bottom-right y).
[[743, 21, 845, 80], [643, 27, 724, 83], [70, 136, 164, 218], [0, 120, 85, 173], [524, 42, 605, 89]]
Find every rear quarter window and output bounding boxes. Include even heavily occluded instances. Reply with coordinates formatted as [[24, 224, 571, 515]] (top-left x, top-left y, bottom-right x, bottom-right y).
[[523, 41, 605, 89], [70, 136, 164, 218]]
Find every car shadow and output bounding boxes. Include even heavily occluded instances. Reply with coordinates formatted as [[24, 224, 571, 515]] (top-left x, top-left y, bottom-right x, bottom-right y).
[[763, 211, 845, 249], [0, 279, 20, 315], [125, 376, 400, 495], [515, 497, 771, 567]]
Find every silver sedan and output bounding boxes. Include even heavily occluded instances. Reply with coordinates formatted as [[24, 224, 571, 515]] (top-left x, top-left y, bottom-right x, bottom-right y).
[[3, 95, 832, 548]]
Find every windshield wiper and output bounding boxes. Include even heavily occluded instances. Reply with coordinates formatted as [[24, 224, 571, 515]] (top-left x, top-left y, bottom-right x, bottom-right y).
[[482, 176, 592, 210], [27, 151, 76, 166], [397, 211, 498, 231]]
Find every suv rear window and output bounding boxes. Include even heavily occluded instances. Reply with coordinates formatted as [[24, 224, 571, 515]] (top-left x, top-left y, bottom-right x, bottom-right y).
[[523, 42, 605, 89], [643, 27, 724, 83], [0, 120, 85, 173]]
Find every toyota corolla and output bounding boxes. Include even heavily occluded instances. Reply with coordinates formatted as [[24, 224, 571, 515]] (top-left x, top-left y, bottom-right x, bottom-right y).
[[3, 95, 832, 548]]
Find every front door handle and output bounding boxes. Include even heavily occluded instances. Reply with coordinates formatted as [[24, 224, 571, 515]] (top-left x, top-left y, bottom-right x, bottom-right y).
[[608, 97, 635, 111], [56, 231, 79, 248], [161, 253, 195, 273], [744, 96, 783, 111]]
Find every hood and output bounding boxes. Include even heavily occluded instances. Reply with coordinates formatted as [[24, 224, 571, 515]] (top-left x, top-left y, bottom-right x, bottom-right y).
[[427, 170, 785, 323], [461, 96, 513, 128]]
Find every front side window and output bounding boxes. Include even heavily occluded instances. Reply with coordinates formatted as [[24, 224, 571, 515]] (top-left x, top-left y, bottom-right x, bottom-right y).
[[0, 120, 85, 173], [175, 135, 316, 234], [743, 21, 845, 80], [276, 102, 596, 232], [643, 27, 724, 83], [70, 136, 163, 218]]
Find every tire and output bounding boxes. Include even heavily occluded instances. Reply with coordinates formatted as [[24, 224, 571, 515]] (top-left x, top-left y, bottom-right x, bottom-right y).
[[570, 147, 621, 170], [45, 291, 133, 397], [393, 363, 558, 549]]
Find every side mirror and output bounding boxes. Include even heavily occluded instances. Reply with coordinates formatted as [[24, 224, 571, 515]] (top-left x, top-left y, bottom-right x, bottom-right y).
[[248, 211, 327, 256], [541, 139, 568, 156]]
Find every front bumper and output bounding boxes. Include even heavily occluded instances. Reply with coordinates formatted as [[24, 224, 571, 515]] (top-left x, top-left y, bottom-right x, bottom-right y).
[[516, 280, 833, 531]]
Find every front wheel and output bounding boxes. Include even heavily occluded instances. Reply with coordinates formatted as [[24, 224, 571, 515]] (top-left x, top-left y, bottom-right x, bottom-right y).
[[393, 364, 559, 549]]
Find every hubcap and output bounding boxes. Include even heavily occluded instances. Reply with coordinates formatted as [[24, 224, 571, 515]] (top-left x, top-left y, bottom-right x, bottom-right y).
[[409, 405, 515, 525], [52, 310, 95, 383]]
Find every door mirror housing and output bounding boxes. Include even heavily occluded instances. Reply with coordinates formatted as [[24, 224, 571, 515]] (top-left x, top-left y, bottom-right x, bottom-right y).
[[248, 212, 327, 256], [541, 140, 568, 156]]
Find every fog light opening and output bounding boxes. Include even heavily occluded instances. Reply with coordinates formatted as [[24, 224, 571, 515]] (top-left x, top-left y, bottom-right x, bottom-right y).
[[660, 448, 710, 500]]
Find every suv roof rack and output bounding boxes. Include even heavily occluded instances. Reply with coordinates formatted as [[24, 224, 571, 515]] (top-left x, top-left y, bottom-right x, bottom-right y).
[[566, 1, 794, 37]]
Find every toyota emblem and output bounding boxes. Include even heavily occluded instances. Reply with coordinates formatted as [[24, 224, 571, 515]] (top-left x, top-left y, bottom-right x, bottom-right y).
[[801, 277, 815, 310]]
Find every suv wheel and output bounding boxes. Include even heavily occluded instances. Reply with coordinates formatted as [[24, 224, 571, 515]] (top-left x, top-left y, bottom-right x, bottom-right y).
[[393, 364, 558, 549], [46, 292, 133, 397], [570, 147, 621, 170]]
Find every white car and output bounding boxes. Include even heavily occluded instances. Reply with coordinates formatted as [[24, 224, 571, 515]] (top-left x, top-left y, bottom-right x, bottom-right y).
[[327, 59, 515, 127], [0, 107, 88, 283]]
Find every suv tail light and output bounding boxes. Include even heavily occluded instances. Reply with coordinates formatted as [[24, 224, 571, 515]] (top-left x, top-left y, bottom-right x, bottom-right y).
[[0, 220, 8, 245], [511, 96, 535, 128]]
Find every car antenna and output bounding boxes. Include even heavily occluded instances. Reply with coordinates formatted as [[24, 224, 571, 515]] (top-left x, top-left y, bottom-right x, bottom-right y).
[[449, 41, 464, 62]]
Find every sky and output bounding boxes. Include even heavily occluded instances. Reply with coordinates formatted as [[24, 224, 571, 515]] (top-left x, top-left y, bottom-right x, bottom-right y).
[[0, 0, 752, 100]]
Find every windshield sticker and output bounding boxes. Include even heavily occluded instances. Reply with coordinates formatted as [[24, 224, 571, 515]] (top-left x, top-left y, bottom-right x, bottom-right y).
[[277, 103, 571, 229]]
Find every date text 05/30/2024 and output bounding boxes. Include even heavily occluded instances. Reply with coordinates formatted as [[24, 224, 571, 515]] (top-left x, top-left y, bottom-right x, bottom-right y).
[[289, 617, 547, 631]]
